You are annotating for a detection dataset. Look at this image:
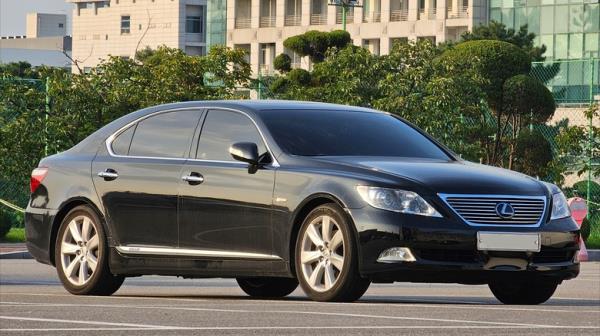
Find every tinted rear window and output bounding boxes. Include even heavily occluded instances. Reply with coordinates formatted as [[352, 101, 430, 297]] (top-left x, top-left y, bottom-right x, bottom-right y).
[[128, 110, 200, 158], [260, 110, 450, 159]]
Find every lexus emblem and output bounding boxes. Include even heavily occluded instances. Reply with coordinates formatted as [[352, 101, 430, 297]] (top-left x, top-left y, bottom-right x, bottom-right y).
[[495, 202, 515, 219]]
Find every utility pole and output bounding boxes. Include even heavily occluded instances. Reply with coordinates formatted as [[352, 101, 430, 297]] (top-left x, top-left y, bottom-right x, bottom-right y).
[[328, 0, 362, 32]]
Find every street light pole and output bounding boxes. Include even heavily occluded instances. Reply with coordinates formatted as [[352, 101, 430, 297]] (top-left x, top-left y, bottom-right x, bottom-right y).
[[329, 0, 361, 32]]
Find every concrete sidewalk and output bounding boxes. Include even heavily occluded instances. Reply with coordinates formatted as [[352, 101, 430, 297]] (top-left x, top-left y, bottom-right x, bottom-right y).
[[0, 243, 30, 259]]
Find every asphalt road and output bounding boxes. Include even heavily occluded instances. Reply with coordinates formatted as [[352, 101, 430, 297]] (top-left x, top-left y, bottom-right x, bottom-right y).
[[0, 260, 599, 335]]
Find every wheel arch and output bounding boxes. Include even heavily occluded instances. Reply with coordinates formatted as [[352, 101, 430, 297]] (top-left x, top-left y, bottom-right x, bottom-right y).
[[288, 193, 360, 277], [49, 197, 106, 266]]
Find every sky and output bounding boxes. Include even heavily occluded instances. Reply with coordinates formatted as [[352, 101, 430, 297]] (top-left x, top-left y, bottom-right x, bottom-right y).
[[0, 0, 73, 36]]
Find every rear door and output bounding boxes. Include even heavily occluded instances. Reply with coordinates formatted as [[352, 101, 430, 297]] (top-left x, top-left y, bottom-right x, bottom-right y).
[[92, 109, 202, 247]]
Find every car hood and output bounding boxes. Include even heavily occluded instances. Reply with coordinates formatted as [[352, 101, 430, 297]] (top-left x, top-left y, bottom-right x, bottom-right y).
[[313, 157, 547, 196]]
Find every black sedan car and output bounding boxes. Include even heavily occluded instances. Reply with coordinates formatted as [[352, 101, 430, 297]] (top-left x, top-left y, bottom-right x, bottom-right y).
[[26, 100, 579, 303]]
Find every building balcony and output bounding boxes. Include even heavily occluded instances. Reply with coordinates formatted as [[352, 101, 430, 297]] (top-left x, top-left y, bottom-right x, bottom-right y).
[[336, 11, 354, 24], [310, 14, 327, 25], [259, 16, 276, 27], [418, 8, 436, 20], [389, 9, 408, 21], [447, 6, 469, 19], [285, 14, 302, 26], [235, 17, 251, 29], [362, 11, 381, 23]]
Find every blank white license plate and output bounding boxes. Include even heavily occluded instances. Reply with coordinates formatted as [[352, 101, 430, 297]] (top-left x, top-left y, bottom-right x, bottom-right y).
[[477, 232, 541, 252]]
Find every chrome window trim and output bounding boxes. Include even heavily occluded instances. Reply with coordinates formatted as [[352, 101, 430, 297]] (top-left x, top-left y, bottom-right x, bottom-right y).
[[115, 245, 283, 260], [105, 106, 280, 167], [438, 193, 547, 228]]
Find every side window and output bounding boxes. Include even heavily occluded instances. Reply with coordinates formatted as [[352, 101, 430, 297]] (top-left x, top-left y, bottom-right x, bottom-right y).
[[128, 110, 200, 158], [196, 110, 267, 161], [111, 125, 135, 155]]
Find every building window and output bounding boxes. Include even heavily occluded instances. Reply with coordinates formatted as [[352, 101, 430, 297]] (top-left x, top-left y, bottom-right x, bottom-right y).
[[121, 15, 131, 34], [58, 23, 64, 28], [186, 16, 203, 33]]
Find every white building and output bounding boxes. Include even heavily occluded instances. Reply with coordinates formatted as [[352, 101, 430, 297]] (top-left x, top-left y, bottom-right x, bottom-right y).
[[26, 13, 68, 38], [227, 0, 488, 75], [67, 0, 207, 72], [0, 13, 71, 68]]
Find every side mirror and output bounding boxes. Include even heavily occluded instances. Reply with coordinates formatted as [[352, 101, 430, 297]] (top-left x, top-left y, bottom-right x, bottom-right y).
[[229, 142, 259, 165]]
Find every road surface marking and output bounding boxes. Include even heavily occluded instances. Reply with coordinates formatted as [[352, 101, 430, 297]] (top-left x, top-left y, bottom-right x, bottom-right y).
[[0, 301, 578, 328], [0, 315, 178, 329], [1, 325, 600, 332]]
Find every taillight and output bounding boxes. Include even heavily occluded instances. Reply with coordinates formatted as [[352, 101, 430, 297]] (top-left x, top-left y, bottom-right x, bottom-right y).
[[30, 167, 48, 193]]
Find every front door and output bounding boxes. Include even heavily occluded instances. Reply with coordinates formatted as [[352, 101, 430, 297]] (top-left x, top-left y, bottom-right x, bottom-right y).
[[178, 109, 276, 257], [93, 109, 202, 247]]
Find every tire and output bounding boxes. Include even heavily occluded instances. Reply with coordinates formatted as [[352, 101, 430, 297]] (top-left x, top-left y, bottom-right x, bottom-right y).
[[489, 279, 559, 305], [295, 204, 370, 302], [55, 205, 124, 295], [237, 277, 299, 298]]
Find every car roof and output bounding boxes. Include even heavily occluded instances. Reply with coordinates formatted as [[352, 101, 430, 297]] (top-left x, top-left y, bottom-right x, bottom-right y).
[[144, 100, 380, 115]]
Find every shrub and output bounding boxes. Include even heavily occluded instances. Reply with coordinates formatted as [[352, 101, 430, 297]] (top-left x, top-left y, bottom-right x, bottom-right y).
[[269, 77, 290, 93], [274, 54, 292, 73], [512, 130, 553, 178], [328, 30, 352, 50], [581, 216, 591, 241], [0, 209, 14, 238], [503, 74, 555, 123], [288, 68, 311, 85], [439, 40, 531, 111]]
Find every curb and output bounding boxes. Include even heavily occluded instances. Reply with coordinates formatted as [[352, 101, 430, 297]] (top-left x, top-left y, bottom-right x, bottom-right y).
[[587, 249, 600, 261], [0, 251, 32, 259]]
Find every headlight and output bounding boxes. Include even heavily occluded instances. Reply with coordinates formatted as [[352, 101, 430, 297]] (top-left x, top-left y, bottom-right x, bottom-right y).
[[550, 192, 571, 220], [356, 186, 442, 217]]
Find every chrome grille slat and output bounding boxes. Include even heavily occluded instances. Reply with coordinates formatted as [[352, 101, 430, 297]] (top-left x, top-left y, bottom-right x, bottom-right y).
[[439, 194, 546, 227]]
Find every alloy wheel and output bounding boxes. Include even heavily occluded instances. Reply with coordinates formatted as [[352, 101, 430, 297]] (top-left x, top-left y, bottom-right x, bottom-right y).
[[300, 215, 345, 292], [60, 215, 99, 286]]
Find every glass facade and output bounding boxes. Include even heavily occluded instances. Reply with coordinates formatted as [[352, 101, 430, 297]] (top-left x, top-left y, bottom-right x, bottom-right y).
[[206, 0, 227, 52], [489, 0, 599, 60]]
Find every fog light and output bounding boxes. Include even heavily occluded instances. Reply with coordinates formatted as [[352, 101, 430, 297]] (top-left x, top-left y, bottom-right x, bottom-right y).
[[377, 247, 416, 263]]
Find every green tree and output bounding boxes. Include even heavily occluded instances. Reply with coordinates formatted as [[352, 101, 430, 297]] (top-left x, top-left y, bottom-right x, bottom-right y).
[[461, 21, 547, 62], [0, 46, 251, 203], [439, 40, 555, 166], [283, 30, 351, 63], [273, 53, 292, 73]]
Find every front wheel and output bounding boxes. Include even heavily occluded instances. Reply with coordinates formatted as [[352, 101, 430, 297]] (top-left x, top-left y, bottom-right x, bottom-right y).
[[55, 205, 124, 295], [295, 204, 370, 302], [489, 280, 559, 305], [237, 277, 298, 298]]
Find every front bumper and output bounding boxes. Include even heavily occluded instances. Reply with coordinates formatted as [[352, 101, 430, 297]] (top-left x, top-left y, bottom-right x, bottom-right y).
[[351, 208, 580, 284]]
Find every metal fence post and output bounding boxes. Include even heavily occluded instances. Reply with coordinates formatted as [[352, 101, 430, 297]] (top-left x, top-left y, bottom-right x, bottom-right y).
[[587, 58, 594, 219], [44, 77, 50, 156]]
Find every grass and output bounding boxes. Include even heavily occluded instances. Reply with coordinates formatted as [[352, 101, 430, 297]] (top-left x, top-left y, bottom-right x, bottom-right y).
[[0, 227, 25, 243], [585, 224, 600, 249]]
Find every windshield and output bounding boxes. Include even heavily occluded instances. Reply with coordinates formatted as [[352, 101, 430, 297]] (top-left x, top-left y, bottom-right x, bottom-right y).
[[260, 110, 451, 159]]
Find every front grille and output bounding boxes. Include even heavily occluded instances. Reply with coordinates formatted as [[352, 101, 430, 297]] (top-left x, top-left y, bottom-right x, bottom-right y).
[[440, 195, 546, 226]]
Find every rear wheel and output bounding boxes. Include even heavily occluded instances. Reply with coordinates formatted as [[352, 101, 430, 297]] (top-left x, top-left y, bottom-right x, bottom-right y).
[[295, 204, 370, 302], [55, 205, 124, 295], [489, 279, 558, 305], [237, 277, 298, 298]]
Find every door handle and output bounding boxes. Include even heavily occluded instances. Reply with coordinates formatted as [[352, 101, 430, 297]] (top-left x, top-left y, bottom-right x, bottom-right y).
[[182, 173, 204, 185], [98, 169, 118, 181]]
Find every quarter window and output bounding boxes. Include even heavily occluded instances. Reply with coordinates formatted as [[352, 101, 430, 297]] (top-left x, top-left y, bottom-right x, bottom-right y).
[[111, 125, 135, 155], [128, 110, 200, 158], [196, 110, 267, 161]]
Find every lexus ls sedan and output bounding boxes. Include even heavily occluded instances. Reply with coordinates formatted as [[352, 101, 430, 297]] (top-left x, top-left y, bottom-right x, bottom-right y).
[[26, 101, 580, 304]]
